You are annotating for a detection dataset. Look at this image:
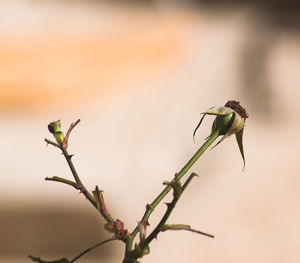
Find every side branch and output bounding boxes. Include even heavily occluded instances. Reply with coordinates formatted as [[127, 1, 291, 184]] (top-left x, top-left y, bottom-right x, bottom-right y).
[[45, 176, 79, 189], [70, 237, 117, 263], [161, 224, 214, 238]]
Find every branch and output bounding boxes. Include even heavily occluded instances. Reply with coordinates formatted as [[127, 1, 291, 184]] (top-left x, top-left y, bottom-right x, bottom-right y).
[[45, 176, 79, 189], [161, 224, 214, 238], [45, 139, 60, 148], [28, 256, 69, 263], [70, 237, 117, 263]]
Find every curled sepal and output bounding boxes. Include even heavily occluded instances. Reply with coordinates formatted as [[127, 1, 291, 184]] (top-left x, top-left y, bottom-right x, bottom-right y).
[[210, 108, 245, 152], [205, 106, 234, 116], [193, 106, 235, 141], [235, 127, 245, 170]]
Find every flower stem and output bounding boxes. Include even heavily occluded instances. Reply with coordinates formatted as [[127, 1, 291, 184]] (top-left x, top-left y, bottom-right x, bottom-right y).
[[126, 130, 220, 252]]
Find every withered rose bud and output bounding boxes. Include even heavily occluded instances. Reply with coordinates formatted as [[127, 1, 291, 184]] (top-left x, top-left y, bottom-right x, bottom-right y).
[[193, 100, 248, 169]]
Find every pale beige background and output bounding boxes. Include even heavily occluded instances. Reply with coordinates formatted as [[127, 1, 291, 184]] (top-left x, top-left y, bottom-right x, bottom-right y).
[[1, 1, 300, 263]]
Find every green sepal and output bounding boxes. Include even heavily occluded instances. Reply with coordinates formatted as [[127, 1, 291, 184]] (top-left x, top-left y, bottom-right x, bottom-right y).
[[193, 107, 235, 141], [205, 106, 233, 116], [235, 127, 245, 170]]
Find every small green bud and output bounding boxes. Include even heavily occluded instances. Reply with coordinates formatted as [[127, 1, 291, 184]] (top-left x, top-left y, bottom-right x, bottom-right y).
[[48, 120, 61, 134], [48, 120, 65, 145], [54, 131, 64, 145]]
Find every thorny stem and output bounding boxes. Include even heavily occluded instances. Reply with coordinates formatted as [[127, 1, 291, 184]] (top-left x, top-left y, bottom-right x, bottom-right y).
[[124, 130, 220, 260], [45, 138, 115, 224], [140, 172, 198, 248], [60, 146, 98, 210]]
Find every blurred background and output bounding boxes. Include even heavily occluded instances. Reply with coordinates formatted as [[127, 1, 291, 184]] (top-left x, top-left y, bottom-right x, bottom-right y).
[[1, 0, 300, 262]]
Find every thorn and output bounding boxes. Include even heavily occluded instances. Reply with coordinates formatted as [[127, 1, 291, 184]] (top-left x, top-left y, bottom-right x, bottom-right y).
[[174, 172, 179, 180], [146, 204, 153, 211], [190, 172, 199, 178], [164, 202, 172, 208]]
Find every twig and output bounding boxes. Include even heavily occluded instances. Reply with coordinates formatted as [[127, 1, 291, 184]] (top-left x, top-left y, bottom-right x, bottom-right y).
[[70, 237, 117, 263], [45, 139, 60, 148], [161, 224, 214, 238], [45, 176, 79, 189], [62, 119, 81, 149]]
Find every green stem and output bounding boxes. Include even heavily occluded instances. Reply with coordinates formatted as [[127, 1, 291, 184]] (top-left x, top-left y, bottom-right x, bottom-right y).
[[61, 148, 81, 184], [161, 224, 214, 238], [60, 147, 98, 210], [60, 147, 115, 224], [126, 130, 220, 252], [45, 176, 79, 189], [141, 172, 198, 247]]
